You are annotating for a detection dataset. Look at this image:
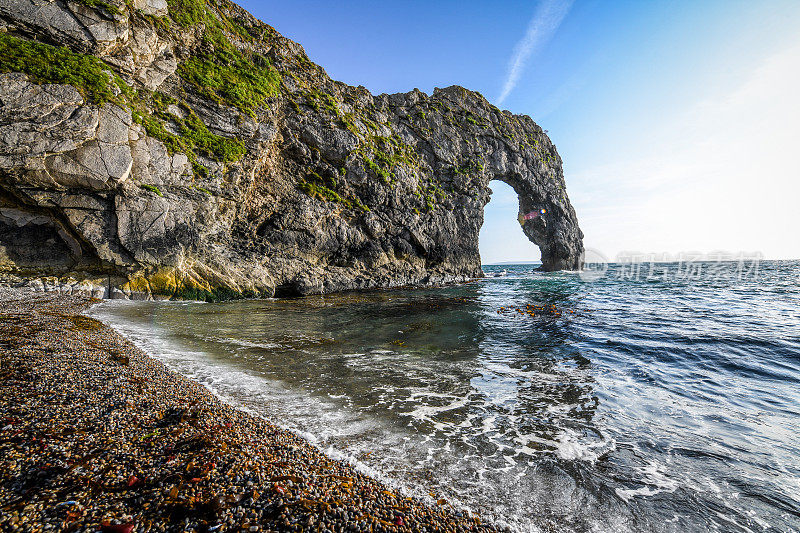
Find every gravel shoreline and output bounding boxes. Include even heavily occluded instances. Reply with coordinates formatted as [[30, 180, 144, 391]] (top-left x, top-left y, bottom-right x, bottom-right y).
[[0, 289, 494, 533]]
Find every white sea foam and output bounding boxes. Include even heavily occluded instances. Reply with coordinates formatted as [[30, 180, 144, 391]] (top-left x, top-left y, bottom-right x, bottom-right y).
[[209, 337, 281, 350], [86, 302, 486, 525], [89, 302, 586, 533], [85, 268, 800, 533], [614, 460, 679, 502], [554, 429, 616, 462]]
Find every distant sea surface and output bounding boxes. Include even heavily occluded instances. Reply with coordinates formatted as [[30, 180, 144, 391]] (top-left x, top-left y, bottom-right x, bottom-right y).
[[89, 261, 800, 532]]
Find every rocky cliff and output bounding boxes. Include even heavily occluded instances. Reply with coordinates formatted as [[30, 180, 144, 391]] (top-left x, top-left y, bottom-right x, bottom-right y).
[[0, 0, 583, 299]]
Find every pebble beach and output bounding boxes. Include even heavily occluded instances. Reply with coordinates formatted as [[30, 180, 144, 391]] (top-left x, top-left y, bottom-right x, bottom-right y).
[[0, 289, 494, 533]]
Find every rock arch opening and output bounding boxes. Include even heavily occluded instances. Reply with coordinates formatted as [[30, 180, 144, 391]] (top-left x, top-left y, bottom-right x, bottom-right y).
[[479, 180, 543, 266], [478, 172, 584, 272]]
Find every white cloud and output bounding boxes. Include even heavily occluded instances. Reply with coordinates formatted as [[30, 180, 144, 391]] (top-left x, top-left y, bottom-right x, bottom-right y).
[[570, 39, 800, 260], [497, 0, 574, 105]]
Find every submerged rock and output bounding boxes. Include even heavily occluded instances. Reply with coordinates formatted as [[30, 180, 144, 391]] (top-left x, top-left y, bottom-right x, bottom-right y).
[[0, 0, 583, 299]]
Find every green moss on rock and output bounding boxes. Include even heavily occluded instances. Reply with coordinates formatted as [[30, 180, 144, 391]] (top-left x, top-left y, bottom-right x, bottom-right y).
[[140, 184, 163, 196], [172, 285, 265, 302], [0, 33, 126, 105], [298, 172, 369, 212], [74, 0, 122, 15], [141, 92, 245, 177], [166, 0, 206, 26], [299, 180, 348, 205]]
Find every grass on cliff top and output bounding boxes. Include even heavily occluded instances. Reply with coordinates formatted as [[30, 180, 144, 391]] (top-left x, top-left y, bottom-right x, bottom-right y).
[[166, 0, 281, 116], [0, 32, 128, 105]]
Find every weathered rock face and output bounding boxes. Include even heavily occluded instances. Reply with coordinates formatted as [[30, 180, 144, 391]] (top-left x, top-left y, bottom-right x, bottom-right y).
[[0, 0, 583, 299]]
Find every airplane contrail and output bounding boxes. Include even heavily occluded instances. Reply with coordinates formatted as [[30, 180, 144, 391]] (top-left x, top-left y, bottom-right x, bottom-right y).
[[497, 0, 574, 105]]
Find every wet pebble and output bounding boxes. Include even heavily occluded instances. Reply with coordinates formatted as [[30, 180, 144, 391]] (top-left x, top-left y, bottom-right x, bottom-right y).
[[0, 288, 491, 532]]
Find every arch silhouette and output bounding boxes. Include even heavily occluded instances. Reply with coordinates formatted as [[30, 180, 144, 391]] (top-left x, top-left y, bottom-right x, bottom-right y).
[[478, 165, 584, 272]]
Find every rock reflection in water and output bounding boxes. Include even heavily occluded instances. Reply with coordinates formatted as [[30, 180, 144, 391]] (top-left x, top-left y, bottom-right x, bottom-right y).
[[98, 283, 605, 529]]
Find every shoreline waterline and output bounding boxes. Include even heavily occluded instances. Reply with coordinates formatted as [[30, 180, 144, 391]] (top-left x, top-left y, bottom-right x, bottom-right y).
[[85, 298, 470, 521], [81, 261, 800, 533], [84, 297, 514, 530], [0, 288, 498, 532]]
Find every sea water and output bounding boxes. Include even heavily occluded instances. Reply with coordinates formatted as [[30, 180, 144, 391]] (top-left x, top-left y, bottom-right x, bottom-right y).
[[88, 261, 800, 532]]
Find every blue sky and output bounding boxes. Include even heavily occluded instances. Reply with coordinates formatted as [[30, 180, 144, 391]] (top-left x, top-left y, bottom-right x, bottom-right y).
[[241, 0, 800, 263]]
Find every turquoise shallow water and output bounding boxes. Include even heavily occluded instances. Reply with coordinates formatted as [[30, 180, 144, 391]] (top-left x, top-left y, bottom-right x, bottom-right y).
[[89, 260, 800, 532]]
